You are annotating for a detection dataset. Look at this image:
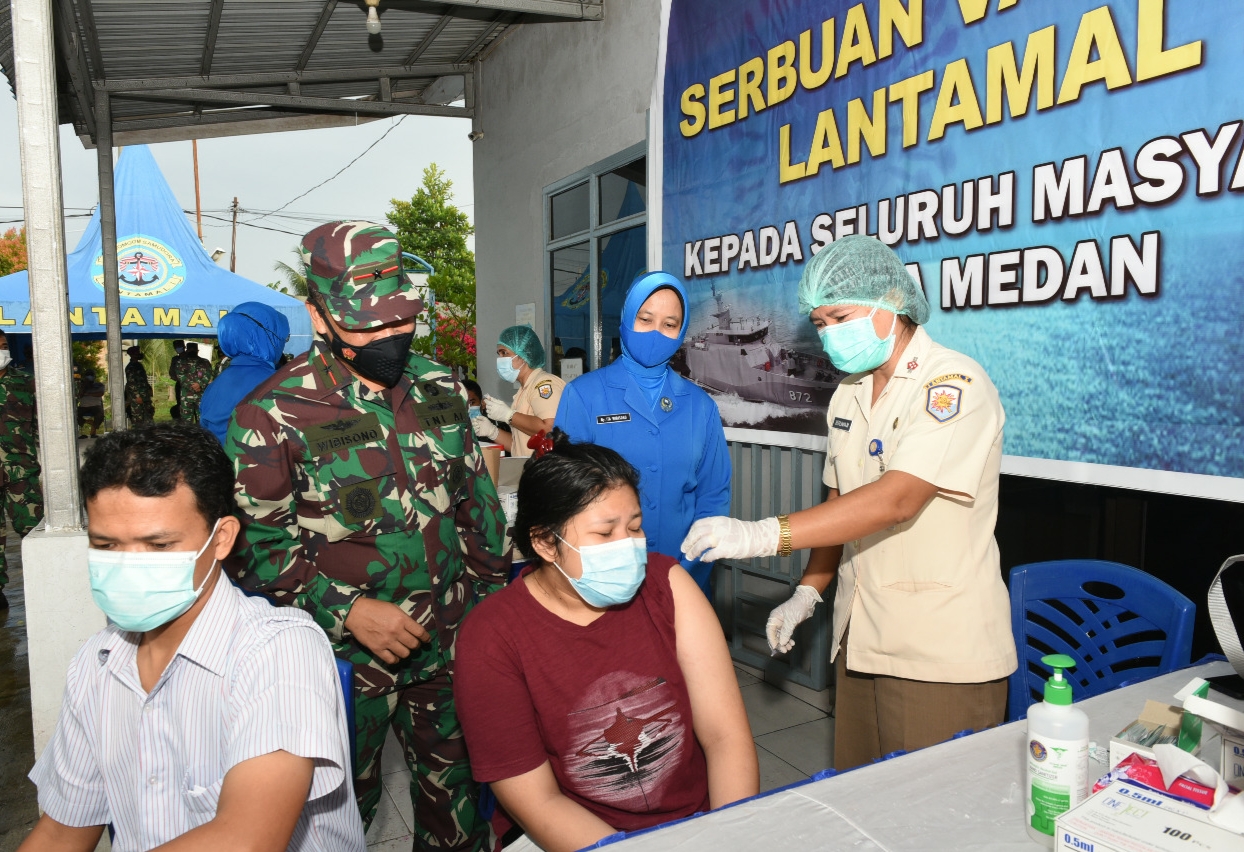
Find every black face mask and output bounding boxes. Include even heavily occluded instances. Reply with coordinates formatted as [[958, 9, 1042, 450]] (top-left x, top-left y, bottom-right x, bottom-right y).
[[319, 309, 413, 387]]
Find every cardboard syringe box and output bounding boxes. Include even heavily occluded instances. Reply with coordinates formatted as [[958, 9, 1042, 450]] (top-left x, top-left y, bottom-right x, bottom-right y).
[[1055, 780, 1241, 852], [1109, 700, 1186, 769], [496, 456, 527, 490]]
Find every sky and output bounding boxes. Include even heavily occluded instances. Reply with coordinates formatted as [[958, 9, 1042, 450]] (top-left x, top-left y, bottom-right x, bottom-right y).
[[0, 91, 476, 288]]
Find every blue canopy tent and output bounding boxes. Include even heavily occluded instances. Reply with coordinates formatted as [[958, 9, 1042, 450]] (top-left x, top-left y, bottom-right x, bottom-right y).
[[0, 145, 311, 354]]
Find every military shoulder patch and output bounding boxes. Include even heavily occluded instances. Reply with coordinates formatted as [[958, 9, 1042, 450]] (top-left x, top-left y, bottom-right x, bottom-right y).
[[925, 384, 963, 423], [537, 381, 554, 400]]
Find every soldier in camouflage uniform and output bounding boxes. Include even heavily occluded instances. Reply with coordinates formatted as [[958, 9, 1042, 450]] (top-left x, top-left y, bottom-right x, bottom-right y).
[[177, 342, 214, 425], [225, 221, 509, 851], [0, 331, 42, 607], [124, 345, 155, 426], [168, 339, 186, 419]]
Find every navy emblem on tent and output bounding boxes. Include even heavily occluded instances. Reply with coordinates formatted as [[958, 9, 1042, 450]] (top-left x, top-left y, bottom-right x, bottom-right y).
[[92, 234, 187, 299]]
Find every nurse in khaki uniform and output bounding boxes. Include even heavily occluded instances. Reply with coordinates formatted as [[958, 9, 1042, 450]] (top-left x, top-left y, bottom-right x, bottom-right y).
[[472, 325, 565, 458], [682, 236, 1016, 770]]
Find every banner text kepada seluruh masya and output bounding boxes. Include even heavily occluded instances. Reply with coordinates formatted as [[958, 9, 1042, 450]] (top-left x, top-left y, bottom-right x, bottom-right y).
[[676, 0, 1202, 184]]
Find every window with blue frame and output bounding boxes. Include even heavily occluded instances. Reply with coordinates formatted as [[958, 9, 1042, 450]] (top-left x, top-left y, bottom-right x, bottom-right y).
[[545, 146, 646, 377]]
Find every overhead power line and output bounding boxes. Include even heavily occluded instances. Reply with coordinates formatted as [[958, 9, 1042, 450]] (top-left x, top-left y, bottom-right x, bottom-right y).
[[244, 115, 409, 226]]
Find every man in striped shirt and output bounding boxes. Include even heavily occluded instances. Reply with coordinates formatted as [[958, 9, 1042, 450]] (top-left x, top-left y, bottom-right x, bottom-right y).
[[20, 423, 364, 852]]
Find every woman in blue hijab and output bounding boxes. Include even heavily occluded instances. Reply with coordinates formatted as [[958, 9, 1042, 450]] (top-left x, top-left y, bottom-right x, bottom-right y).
[[200, 301, 290, 444], [555, 271, 730, 596]]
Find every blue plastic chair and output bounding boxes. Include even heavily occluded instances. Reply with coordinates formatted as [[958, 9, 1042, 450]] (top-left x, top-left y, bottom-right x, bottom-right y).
[[1007, 560, 1195, 722], [335, 657, 356, 774]]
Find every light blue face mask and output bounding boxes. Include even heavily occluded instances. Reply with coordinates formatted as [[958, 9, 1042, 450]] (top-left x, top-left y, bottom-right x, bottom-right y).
[[88, 519, 221, 632], [817, 307, 898, 374], [497, 355, 520, 384], [553, 534, 647, 608], [468, 405, 481, 420]]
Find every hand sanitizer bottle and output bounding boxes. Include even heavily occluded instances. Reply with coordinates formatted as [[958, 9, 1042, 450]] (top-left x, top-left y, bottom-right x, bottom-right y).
[[1025, 654, 1090, 846]]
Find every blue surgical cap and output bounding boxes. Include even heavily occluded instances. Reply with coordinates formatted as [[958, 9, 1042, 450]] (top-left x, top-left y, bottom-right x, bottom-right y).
[[499, 325, 545, 369], [797, 236, 930, 324]]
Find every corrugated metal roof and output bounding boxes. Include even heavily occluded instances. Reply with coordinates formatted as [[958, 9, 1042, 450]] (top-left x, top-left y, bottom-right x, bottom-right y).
[[1, 0, 603, 146]]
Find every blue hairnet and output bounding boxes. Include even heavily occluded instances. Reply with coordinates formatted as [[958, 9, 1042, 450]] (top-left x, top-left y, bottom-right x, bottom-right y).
[[217, 302, 289, 365], [499, 325, 545, 369], [620, 271, 689, 343], [797, 236, 930, 324]]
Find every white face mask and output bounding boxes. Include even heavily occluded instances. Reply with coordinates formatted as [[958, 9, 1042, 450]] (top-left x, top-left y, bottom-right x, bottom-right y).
[[0, 350, 12, 370], [497, 355, 521, 384], [87, 519, 221, 632], [551, 534, 647, 607]]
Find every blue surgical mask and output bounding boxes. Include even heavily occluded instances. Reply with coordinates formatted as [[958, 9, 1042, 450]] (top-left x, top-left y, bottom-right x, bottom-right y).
[[497, 355, 520, 384], [619, 327, 682, 369], [88, 520, 222, 632], [817, 308, 898, 374], [468, 405, 481, 420], [552, 534, 647, 608]]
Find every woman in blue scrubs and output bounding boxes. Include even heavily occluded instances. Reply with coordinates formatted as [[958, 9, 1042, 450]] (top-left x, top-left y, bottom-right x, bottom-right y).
[[555, 271, 730, 596]]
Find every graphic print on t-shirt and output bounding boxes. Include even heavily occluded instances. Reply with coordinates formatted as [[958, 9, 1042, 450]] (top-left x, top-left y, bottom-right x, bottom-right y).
[[565, 671, 687, 811]]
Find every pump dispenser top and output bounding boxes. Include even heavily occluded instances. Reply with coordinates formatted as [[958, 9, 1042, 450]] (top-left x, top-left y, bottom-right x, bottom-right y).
[[1041, 654, 1076, 705]]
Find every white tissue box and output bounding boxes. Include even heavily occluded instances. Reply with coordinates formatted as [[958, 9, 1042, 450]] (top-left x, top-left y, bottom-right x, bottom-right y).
[[1183, 695, 1244, 792], [1055, 780, 1241, 852]]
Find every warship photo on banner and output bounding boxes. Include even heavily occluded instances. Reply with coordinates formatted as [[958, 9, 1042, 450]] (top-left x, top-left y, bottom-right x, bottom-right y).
[[671, 280, 845, 436]]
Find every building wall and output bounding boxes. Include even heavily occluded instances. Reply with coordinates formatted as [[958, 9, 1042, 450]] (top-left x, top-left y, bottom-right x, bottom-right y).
[[472, 1, 660, 399]]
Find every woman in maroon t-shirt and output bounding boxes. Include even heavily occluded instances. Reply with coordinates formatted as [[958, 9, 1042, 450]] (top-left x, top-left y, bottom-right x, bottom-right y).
[[455, 433, 758, 852]]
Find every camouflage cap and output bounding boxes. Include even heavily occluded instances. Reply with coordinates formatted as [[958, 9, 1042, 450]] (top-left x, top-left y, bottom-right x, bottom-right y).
[[300, 221, 423, 330]]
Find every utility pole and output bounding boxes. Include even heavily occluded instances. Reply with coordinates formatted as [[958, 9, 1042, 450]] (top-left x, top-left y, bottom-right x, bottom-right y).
[[192, 140, 203, 242], [230, 197, 238, 272]]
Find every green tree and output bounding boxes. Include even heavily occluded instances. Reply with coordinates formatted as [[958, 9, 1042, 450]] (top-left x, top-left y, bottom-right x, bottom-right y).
[[387, 164, 477, 375], [271, 248, 309, 298], [0, 228, 27, 276]]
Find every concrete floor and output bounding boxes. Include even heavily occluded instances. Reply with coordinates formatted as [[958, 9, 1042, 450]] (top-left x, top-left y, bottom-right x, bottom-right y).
[[0, 513, 835, 849], [0, 529, 40, 852]]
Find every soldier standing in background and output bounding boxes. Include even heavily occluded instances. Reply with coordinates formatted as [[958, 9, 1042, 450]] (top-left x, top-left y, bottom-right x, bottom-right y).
[[225, 221, 509, 851], [168, 339, 187, 419], [178, 342, 214, 425], [0, 330, 42, 609], [124, 345, 155, 426]]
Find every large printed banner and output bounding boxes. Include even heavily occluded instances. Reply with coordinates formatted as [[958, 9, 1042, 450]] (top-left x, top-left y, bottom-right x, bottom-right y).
[[655, 0, 1244, 499]]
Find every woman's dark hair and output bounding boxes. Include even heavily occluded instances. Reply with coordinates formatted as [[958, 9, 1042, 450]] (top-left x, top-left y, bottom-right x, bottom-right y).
[[80, 421, 236, 524], [513, 429, 640, 561]]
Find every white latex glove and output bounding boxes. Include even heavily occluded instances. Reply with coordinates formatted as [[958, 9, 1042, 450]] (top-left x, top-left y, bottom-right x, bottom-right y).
[[472, 415, 499, 441], [483, 394, 514, 424], [681, 516, 780, 562], [766, 585, 823, 654]]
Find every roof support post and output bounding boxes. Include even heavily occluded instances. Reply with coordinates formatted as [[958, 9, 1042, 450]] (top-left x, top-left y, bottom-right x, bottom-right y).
[[469, 61, 482, 137], [13, 0, 103, 762], [11, 0, 82, 529], [94, 91, 126, 433]]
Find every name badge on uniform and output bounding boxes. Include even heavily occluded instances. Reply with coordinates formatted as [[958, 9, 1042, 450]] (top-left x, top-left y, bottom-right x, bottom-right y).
[[597, 413, 631, 424], [413, 397, 468, 430], [305, 413, 384, 456], [832, 417, 852, 431]]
